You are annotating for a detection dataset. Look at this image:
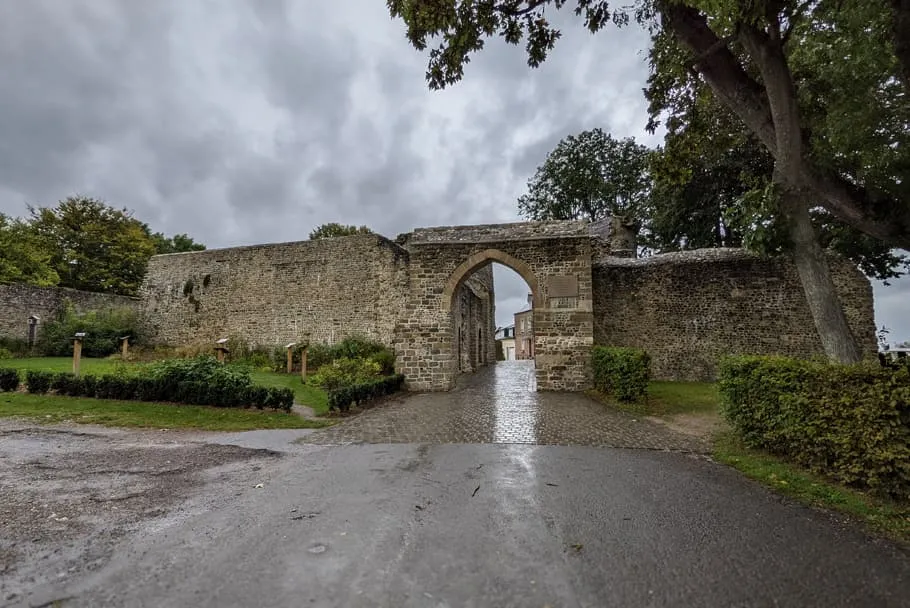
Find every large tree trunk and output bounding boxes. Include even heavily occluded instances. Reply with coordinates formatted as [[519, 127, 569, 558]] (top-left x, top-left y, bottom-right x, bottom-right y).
[[740, 17, 862, 363], [780, 187, 862, 363]]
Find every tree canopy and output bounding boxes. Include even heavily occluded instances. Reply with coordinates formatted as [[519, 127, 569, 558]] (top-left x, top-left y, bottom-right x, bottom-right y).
[[518, 129, 649, 224], [309, 223, 373, 239], [387, 0, 910, 250], [2, 196, 206, 296]]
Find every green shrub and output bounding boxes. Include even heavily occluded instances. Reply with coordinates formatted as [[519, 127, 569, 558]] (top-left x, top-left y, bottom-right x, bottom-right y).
[[718, 355, 910, 499], [266, 387, 294, 413], [327, 374, 405, 412], [0, 368, 20, 392], [25, 370, 54, 394], [37, 301, 144, 358], [592, 346, 651, 401], [0, 336, 32, 357], [308, 357, 382, 391]]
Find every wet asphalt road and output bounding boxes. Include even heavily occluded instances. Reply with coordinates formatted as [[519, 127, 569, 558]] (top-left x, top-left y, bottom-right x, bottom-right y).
[[24, 442, 910, 608], [10, 362, 910, 607]]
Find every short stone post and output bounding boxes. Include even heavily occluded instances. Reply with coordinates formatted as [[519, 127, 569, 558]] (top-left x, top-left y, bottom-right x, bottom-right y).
[[119, 336, 130, 360], [214, 338, 229, 363], [72, 332, 86, 377], [300, 345, 308, 382], [285, 342, 296, 374]]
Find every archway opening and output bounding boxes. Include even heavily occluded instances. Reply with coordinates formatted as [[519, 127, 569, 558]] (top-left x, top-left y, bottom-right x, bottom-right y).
[[491, 263, 534, 364]]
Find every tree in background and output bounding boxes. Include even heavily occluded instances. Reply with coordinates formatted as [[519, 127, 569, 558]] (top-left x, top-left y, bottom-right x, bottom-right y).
[[0, 214, 59, 286], [3, 196, 207, 296], [151, 232, 206, 255], [309, 223, 373, 239], [28, 197, 157, 295], [518, 129, 649, 225]]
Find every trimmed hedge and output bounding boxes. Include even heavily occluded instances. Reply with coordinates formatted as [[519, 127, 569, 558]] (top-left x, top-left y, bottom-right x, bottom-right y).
[[0, 368, 20, 392], [25, 370, 54, 394], [19, 358, 296, 413], [328, 374, 405, 412], [592, 346, 651, 401], [718, 355, 910, 499]]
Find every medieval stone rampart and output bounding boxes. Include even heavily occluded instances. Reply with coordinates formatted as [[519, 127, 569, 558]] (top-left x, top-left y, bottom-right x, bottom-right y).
[[141, 234, 411, 348], [593, 248, 877, 380], [0, 284, 139, 343]]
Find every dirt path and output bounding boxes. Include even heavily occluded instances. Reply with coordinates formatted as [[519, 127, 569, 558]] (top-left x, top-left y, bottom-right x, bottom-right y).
[[0, 420, 280, 606]]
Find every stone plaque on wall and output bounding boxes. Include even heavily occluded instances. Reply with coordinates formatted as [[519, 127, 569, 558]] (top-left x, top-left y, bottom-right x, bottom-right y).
[[548, 275, 578, 298]]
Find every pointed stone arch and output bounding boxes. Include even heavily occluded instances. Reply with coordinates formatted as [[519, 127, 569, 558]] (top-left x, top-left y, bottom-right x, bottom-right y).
[[442, 249, 540, 312]]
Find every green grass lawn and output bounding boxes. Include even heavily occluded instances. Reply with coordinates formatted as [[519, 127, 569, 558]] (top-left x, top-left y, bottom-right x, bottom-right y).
[[0, 392, 334, 431], [590, 380, 721, 418], [0, 357, 329, 414], [249, 370, 329, 415]]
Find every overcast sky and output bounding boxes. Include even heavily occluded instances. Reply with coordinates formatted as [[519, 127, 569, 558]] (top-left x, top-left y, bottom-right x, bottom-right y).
[[0, 0, 906, 342]]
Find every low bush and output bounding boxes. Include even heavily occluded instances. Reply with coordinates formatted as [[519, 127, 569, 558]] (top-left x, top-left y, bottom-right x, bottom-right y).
[[308, 357, 382, 392], [592, 346, 651, 401], [0, 368, 20, 392], [718, 355, 910, 499], [328, 374, 405, 412], [25, 370, 54, 394], [37, 301, 145, 358], [21, 356, 295, 413], [0, 336, 32, 358]]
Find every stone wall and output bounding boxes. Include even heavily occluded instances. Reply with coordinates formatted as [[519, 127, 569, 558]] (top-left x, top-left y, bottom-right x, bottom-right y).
[[453, 266, 496, 373], [141, 234, 410, 349], [0, 284, 139, 342], [593, 248, 877, 381]]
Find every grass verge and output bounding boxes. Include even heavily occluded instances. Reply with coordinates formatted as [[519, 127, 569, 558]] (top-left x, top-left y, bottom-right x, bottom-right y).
[[249, 371, 329, 415], [714, 431, 910, 545], [0, 392, 335, 431], [589, 380, 720, 417]]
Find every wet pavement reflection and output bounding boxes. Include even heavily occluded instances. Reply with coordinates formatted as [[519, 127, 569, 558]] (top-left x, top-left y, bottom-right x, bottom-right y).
[[300, 361, 706, 451]]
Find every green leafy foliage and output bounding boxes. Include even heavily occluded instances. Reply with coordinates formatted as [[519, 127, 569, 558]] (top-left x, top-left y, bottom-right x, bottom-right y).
[[388, 1, 910, 251], [308, 223, 373, 239], [0, 337, 32, 358], [0, 213, 59, 286], [1, 196, 205, 295], [0, 368, 20, 392], [25, 370, 54, 394], [37, 301, 144, 357], [303, 336, 395, 373], [308, 357, 383, 392], [718, 356, 910, 499], [328, 374, 406, 412], [151, 232, 206, 254], [518, 129, 650, 225], [21, 357, 295, 412], [592, 346, 651, 401]]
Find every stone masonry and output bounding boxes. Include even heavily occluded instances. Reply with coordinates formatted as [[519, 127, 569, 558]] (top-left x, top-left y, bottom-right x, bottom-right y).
[[2, 219, 877, 392], [0, 284, 139, 344]]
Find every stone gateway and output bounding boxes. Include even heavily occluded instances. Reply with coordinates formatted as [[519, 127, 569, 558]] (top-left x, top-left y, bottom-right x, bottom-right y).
[[134, 219, 875, 392]]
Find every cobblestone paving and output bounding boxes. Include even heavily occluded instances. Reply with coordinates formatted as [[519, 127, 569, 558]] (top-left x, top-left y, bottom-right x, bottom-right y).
[[300, 361, 708, 452]]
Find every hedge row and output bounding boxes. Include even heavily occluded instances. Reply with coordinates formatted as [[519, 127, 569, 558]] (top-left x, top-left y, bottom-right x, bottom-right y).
[[718, 355, 910, 499], [328, 374, 405, 412], [592, 346, 651, 401], [19, 368, 294, 412], [0, 368, 20, 392]]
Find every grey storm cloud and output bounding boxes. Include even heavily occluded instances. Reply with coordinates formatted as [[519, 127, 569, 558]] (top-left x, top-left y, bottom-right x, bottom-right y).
[[0, 0, 907, 339]]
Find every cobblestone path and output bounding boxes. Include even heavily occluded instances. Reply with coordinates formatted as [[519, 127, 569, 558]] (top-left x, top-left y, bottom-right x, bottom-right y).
[[300, 361, 708, 452]]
